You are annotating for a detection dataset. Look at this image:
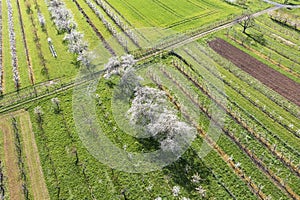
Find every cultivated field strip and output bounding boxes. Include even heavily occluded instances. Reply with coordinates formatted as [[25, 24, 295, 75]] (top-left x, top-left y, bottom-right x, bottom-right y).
[[227, 34, 300, 81], [0, 110, 51, 199], [227, 28, 300, 79], [19, 111, 50, 200], [0, 115, 25, 200]]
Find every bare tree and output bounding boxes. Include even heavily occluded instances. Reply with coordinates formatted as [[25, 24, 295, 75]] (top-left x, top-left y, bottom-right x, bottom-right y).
[[34, 106, 44, 123], [239, 13, 255, 34], [51, 97, 60, 113]]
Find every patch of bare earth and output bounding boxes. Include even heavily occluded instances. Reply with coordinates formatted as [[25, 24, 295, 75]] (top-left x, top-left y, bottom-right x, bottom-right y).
[[209, 38, 300, 107]]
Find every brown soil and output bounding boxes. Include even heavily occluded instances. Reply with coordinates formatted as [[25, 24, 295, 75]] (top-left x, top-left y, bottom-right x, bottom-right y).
[[208, 38, 300, 107]]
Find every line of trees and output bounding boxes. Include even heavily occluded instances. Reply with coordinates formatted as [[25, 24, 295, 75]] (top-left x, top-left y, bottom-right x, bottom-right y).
[[25, 0, 49, 78], [11, 117, 29, 199], [270, 11, 300, 31], [34, 106, 61, 199], [85, 0, 128, 52], [94, 0, 139, 47], [47, 0, 91, 68], [0, 161, 5, 200], [7, 0, 20, 89], [181, 48, 300, 153]]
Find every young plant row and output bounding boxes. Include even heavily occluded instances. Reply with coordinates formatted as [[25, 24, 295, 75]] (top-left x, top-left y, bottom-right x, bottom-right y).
[[269, 12, 300, 31], [7, 0, 20, 89], [24, 0, 48, 78], [199, 44, 300, 135], [160, 63, 299, 199], [257, 17, 300, 44], [244, 27, 300, 67], [94, 0, 140, 47], [33, 106, 61, 199], [168, 57, 300, 183], [228, 29, 300, 79], [11, 117, 30, 199]]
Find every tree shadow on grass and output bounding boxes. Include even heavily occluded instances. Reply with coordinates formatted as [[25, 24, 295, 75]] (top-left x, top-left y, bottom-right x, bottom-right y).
[[245, 33, 267, 46]]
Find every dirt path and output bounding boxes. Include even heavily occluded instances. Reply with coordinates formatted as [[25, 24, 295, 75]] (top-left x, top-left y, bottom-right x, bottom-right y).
[[19, 111, 50, 200], [209, 38, 300, 107], [0, 118, 24, 200]]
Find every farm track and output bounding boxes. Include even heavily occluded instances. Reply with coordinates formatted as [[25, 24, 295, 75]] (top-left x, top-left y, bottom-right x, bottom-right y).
[[171, 53, 300, 177], [15, 0, 34, 85], [160, 66, 300, 199], [150, 74, 268, 200], [166, 10, 218, 29], [152, 0, 183, 18], [209, 38, 300, 107], [72, 0, 116, 56]]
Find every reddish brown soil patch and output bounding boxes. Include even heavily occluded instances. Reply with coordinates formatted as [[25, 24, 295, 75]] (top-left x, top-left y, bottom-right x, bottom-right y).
[[209, 38, 300, 107]]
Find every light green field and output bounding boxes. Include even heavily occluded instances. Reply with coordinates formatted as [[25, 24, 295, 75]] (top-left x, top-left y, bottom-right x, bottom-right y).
[[107, 0, 241, 30]]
